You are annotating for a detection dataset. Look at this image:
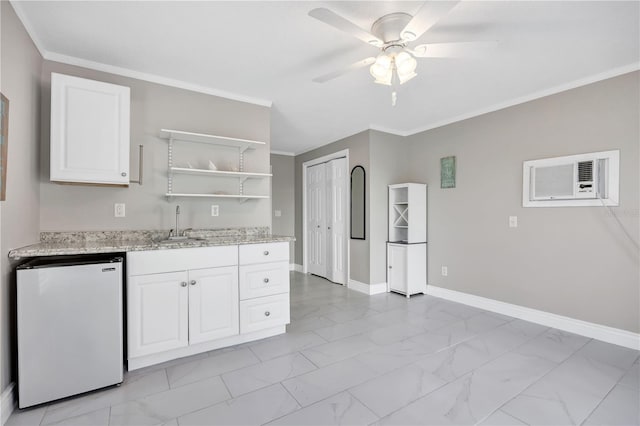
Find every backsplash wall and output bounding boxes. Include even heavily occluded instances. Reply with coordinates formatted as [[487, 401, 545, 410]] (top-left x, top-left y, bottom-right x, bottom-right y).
[[39, 61, 272, 232]]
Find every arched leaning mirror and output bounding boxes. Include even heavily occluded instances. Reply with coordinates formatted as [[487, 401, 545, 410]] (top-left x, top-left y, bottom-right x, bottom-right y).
[[350, 165, 366, 240]]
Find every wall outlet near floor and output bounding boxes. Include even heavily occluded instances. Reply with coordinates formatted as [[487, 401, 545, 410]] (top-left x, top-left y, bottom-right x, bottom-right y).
[[114, 203, 125, 217], [441, 266, 448, 276], [211, 205, 219, 217], [509, 216, 518, 228], [274, 210, 282, 217]]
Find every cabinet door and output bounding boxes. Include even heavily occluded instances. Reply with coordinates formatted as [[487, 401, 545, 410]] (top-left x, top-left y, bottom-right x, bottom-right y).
[[128, 271, 189, 358], [188, 266, 239, 344], [50, 73, 130, 185], [387, 244, 407, 294]]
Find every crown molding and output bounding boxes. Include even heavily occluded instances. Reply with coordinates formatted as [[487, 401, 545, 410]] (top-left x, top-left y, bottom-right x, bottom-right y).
[[270, 150, 296, 157], [9, 1, 272, 108], [401, 63, 640, 137]]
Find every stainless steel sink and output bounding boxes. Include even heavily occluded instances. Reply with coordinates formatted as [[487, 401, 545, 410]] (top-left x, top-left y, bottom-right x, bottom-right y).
[[154, 236, 206, 245]]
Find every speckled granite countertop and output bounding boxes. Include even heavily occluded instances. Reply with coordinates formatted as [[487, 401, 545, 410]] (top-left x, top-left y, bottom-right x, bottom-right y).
[[8, 227, 294, 259]]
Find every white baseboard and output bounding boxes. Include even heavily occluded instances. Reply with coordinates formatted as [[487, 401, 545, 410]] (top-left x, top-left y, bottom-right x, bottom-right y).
[[1, 382, 15, 425], [292, 264, 304, 273], [426, 285, 640, 350], [348, 279, 387, 295]]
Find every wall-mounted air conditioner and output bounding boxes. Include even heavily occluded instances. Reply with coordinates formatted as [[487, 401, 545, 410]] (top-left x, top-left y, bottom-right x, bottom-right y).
[[523, 150, 619, 207]]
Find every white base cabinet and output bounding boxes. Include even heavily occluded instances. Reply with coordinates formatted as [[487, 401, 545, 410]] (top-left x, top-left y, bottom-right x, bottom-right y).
[[387, 243, 427, 298], [126, 242, 290, 370]]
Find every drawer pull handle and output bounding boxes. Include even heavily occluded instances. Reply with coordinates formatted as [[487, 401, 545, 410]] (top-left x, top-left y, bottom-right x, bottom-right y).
[[263, 251, 269, 256], [263, 278, 270, 283], [181, 281, 187, 287], [190, 280, 196, 286], [264, 311, 271, 317]]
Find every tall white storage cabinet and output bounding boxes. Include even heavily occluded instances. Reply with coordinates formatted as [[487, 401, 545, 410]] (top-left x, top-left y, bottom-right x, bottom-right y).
[[387, 183, 427, 297], [50, 73, 130, 185]]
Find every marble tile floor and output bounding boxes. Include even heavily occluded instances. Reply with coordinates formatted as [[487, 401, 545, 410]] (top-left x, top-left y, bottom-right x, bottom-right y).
[[8, 272, 639, 426]]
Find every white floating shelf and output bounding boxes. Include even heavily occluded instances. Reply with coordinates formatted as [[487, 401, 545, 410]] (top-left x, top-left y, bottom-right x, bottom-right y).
[[160, 129, 266, 150], [165, 193, 269, 201], [169, 167, 272, 179]]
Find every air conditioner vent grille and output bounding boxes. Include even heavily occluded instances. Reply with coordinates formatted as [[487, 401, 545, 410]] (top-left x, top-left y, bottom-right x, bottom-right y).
[[578, 161, 593, 182]]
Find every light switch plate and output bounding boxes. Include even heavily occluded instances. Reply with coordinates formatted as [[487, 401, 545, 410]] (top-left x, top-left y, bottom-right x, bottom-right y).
[[509, 216, 518, 228], [274, 210, 282, 217], [441, 266, 448, 276], [211, 205, 219, 217]]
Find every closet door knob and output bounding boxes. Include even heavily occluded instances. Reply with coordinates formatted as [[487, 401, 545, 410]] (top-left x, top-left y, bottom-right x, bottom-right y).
[[121, 172, 127, 177], [388, 266, 392, 269], [263, 278, 270, 283], [190, 280, 196, 286], [180, 282, 187, 287], [264, 311, 271, 317], [263, 251, 269, 256]]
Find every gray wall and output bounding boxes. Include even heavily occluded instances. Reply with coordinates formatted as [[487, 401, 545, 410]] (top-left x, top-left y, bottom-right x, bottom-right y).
[[0, 2, 43, 392], [294, 130, 371, 284], [270, 154, 295, 260], [406, 71, 639, 333], [369, 131, 411, 284], [39, 61, 272, 232]]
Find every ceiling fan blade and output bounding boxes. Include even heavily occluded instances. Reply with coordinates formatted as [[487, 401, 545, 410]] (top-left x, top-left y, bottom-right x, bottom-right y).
[[401, 1, 460, 42], [309, 8, 383, 47], [411, 41, 498, 58], [312, 57, 376, 83]]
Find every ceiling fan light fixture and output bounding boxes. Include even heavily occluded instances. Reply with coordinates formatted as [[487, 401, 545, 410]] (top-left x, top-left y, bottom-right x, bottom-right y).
[[395, 51, 417, 75], [370, 54, 393, 82], [398, 71, 417, 84]]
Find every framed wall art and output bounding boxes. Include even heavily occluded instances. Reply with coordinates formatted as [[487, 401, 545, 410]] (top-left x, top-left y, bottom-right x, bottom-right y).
[[440, 156, 456, 189], [0, 94, 9, 201]]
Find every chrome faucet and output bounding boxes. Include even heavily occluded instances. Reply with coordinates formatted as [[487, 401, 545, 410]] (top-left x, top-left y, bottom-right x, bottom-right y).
[[175, 205, 181, 237], [168, 205, 188, 240]]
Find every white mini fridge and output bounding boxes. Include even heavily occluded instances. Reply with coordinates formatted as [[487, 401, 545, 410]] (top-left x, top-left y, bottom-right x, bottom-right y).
[[17, 256, 124, 408]]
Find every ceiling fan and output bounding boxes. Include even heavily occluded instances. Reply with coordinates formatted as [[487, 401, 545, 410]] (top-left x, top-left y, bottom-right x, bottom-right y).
[[309, 1, 485, 105]]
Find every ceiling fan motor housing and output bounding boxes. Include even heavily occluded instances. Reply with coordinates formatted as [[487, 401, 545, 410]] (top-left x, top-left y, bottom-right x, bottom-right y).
[[371, 12, 413, 45]]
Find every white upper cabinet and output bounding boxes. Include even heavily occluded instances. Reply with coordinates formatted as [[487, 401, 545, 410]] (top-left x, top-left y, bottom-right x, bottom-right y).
[[50, 73, 130, 185]]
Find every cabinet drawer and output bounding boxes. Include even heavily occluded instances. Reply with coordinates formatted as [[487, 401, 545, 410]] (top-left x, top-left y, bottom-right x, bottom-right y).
[[127, 246, 238, 276], [240, 293, 290, 334], [239, 261, 289, 300], [239, 242, 288, 265]]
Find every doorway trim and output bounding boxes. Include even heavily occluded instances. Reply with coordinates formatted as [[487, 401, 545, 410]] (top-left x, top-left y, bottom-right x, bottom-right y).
[[302, 149, 350, 285]]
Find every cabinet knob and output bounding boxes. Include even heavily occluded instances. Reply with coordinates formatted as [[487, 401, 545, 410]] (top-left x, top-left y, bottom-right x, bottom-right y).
[[263, 251, 269, 256], [388, 266, 392, 269], [263, 278, 270, 283], [121, 172, 127, 177], [328, 227, 331, 230], [190, 280, 196, 286], [181, 281, 187, 287], [264, 311, 271, 317]]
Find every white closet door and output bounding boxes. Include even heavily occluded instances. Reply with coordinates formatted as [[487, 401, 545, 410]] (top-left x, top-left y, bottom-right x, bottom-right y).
[[307, 163, 327, 277], [326, 158, 347, 285]]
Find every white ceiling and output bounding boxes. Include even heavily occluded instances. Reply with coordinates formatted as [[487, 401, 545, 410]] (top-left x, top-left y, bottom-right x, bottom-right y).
[[12, 1, 640, 154]]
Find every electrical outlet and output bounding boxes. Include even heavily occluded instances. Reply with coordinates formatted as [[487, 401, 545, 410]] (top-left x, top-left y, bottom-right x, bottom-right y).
[[274, 210, 282, 217], [114, 203, 125, 218], [509, 216, 518, 228], [441, 266, 448, 277], [211, 205, 219, 217]]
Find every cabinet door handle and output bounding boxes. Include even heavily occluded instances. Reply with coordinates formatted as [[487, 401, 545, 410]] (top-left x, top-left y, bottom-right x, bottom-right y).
[[263, 278, 270, 283], [181, 281, 188, 287], [263, 251, 269, 256], [190, 280, 196, 286], [388, 266, 392, 269], [121, 172, 127, 177], [264, 311, 271, 317]]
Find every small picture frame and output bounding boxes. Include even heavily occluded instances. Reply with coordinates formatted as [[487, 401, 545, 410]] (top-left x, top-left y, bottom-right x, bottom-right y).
[[0, 93, 8, 201], [440, 156, 456, 189]]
